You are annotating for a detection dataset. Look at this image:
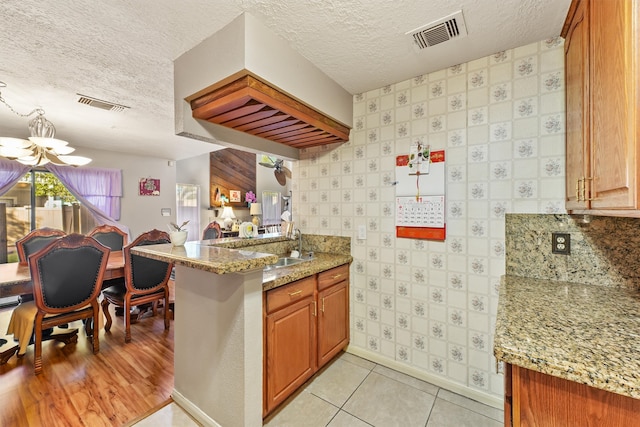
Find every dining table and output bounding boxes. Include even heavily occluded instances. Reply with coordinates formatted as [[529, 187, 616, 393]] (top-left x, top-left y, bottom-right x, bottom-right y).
[[0, 251, 124, 298], [0, 250, 125, 364]]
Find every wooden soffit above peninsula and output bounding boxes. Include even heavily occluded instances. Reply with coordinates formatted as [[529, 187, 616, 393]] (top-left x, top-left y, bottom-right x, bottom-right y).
[[188, 72, 351, 149]]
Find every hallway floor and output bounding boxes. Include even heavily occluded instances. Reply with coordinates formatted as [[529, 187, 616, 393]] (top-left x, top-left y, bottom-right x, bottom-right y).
[[134, 352, 503, 427]]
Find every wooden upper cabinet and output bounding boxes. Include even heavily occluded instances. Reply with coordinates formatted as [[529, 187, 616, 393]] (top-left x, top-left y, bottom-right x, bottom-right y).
[[564, 0, 589, 210], [562, 0, 640, 214]]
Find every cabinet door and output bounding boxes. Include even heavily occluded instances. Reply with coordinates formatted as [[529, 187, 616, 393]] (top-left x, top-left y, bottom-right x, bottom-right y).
[[265, 296, 316, 414], [589, 0, 638, 209], [564, 0, 590, 210], [511, 364, 640, 427], [317, 280, 349, 367]]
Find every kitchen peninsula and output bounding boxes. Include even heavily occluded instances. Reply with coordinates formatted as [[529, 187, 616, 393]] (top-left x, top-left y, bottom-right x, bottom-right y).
[[132, 233, 352, 427]]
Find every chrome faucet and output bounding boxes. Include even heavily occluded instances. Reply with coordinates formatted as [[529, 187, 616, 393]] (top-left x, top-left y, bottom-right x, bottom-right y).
[[294, 228, 302, 255]]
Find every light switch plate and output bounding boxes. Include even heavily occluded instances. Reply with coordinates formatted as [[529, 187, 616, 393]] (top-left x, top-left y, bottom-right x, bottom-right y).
[[358, 224, 367, 240]]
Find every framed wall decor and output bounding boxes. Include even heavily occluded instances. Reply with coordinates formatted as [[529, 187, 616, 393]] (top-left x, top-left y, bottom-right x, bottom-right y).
[[230, 190, 241, 203], [139, 177, 160, 196]]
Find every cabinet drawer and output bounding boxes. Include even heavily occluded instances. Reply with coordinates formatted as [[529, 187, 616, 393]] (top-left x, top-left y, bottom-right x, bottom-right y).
[[266, 276, 315, 313], [318, 264, 349, 291]]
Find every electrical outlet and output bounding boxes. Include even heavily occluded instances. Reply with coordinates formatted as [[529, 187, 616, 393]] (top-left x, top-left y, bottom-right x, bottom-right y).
[[551, 232, 570, 255]]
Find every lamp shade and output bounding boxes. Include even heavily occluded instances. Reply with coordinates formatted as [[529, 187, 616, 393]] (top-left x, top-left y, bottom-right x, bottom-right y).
[[220, 206, 236, 219], [249, 203, 262, 216]]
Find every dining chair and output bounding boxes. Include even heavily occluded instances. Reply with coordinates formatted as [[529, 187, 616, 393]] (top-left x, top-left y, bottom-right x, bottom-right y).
[[88, 224, 128, 302], [16, 227, 66, 265], [8, 233, 109, 374], [15, 228, 67, 315], [101, 229, 174, 343], [88, 224, 128, 251], [202, 221, 222, 240]]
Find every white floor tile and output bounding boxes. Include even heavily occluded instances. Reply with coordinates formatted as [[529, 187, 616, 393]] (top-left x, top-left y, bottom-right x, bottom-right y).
[[343, 372, 436, 427], [372, 364, 439, 396], [305, 358, 371, 407], [327, 411, 373, 427], [426, 398, 502, 427], [131, 354, 503, 427], [264, 390, 339, 427], [436, 389, 504, 422]]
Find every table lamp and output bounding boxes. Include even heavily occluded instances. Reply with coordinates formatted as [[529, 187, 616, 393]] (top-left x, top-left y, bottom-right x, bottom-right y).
[[250, 202, 262, 227], [220, 206, 236, 230]]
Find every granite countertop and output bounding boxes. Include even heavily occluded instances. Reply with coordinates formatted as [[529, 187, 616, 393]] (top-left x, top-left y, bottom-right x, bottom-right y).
[[131, 242, 279, 275], [494, 275, 640, 399], [131, 237, 353, 290]]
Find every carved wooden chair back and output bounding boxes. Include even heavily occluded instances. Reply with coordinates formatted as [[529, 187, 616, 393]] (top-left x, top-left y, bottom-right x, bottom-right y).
[[16, 227, 66, 265], [202, 221, 222, 240], [28, 233, 109, 373], [88, 224, 128, 251]]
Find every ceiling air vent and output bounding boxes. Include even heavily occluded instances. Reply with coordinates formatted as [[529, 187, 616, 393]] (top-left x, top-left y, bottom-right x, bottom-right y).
[[77, 94, 129, 112], [407, 10, 468, 51]]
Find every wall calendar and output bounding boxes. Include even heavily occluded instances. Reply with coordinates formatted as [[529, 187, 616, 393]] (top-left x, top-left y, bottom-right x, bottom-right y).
[[395, 144, 446, 240]]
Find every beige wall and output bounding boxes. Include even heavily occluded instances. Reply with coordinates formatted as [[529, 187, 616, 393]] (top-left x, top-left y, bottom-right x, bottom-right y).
[[78, 146, 177, 237]]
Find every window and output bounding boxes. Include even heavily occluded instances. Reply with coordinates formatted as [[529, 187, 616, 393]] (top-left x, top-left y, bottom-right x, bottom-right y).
[[261, 191, 282, 226], [1, 171, 97, 263], [176, 183, 200, 242]]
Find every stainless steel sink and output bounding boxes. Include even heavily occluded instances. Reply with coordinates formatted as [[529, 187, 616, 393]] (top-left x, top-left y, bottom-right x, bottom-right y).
[[264, 256, 313, 270]]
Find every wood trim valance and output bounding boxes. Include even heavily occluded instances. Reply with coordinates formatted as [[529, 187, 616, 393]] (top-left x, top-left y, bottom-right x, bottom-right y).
[[190, 73, 350, 149]]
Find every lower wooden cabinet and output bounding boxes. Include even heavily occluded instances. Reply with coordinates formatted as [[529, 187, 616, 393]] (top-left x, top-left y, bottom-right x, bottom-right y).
[[505, 363, 640, 427], [314, 265, 350, 374], [264, 264, 350, 416], [265, 295, 316, 413]]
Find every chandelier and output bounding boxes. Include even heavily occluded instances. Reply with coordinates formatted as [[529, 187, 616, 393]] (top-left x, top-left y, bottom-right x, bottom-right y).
[[0, 82, 91, 166]]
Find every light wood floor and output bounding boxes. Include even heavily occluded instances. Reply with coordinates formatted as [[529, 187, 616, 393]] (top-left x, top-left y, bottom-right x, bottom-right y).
[[0, 303, 174, 427]]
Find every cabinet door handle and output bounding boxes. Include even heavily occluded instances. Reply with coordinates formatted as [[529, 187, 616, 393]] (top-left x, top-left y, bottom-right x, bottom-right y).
[[313, 300, 317, 317], [288, 290, 302, 297], [575, 179, 581, 201], [332, 274, 343, 280], [585, 176, 594, 201], [321, 297, 325, 313]]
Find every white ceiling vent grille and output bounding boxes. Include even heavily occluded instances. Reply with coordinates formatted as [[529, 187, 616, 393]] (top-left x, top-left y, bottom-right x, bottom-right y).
[[77, 94, 129, 112], [407, 10, 468, 51]]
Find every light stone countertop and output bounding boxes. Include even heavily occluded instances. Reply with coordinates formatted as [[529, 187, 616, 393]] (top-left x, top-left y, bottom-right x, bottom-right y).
[[131, 241, 279, 275], [131, 235, 352, 290], [494, 275, 640, 399]]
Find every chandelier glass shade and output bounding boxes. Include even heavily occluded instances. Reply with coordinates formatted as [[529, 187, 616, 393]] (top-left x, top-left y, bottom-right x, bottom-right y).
[[0, 85, 92, 167]]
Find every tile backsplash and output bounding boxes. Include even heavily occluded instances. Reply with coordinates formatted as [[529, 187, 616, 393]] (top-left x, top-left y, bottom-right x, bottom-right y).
[[506, 213, 640, 290]]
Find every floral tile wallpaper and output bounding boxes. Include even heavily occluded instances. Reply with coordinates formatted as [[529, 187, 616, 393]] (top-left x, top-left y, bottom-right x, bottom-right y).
[[291, 37, 566, 402]]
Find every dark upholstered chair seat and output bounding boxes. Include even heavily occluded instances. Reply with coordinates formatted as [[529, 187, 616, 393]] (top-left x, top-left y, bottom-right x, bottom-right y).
[[102, 284, 164, 301]]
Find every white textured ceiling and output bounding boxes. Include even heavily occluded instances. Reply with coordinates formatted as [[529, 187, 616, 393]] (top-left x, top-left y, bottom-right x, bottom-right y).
[[0, 0, 571, 161]]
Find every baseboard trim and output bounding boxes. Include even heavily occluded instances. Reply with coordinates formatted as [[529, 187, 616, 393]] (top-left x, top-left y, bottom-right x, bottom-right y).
[[172, 389, 222, 427], [345, 345, 503, 410]]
